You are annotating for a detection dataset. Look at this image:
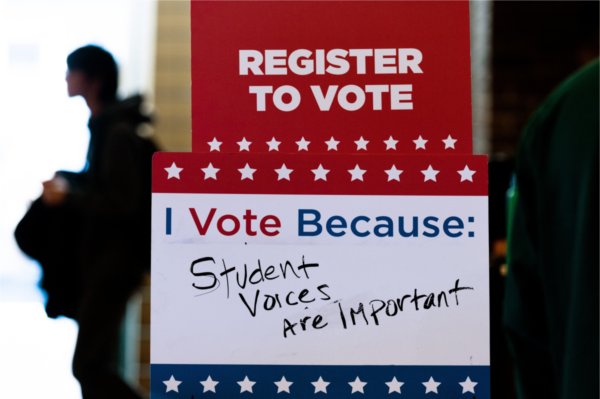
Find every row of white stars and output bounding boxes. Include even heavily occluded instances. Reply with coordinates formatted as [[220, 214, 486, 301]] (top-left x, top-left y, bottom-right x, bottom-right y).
[[205, 135, 458, 152], [163, 374, 478, 395], [164, 162, 477, 183]]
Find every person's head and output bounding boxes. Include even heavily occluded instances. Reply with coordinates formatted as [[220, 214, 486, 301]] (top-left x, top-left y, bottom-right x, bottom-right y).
[[66, 45, 118, 104]]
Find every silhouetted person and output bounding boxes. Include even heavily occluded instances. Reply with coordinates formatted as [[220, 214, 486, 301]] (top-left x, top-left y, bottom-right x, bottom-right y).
[[503, 59, 599, 399], [41, 45, 156, 399]]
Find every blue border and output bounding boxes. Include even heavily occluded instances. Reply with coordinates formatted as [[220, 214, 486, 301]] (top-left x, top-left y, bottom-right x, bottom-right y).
[[151, 364, 490, 398]]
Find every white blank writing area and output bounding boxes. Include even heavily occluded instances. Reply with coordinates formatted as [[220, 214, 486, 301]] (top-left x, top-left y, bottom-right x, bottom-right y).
[[0, 1, 155, 397]]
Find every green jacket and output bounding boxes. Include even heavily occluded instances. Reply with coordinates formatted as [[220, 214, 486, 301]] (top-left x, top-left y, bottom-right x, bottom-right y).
[[504, 59, 599, 399]]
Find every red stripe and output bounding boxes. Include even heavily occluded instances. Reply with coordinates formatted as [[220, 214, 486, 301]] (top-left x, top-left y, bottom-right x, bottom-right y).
[[152, 152, 487, 196]]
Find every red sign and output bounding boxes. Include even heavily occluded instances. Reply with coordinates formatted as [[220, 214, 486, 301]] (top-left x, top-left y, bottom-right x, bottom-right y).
[[191, 1, 472, 154]]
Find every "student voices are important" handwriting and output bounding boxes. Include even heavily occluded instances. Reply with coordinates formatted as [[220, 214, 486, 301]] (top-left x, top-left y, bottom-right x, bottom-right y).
[[189, 255, 474, 338]]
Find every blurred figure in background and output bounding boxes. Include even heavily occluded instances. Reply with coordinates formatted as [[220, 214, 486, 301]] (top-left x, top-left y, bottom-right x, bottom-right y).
[[24, 45, 156, 398], [503, 59, 599, 398]]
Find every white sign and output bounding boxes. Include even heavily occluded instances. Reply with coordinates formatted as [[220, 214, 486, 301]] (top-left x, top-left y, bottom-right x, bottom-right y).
[[150, 152, 490, 398]]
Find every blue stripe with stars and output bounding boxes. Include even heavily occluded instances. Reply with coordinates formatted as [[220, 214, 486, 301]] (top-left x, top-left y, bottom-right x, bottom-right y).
[[151, 364, 489, 398]]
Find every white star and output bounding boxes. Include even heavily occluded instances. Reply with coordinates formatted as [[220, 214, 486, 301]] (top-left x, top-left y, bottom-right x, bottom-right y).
[[442, 134, 457, 149], [238, 163, 256, 180], [385, 165, 403, 182], [384, 136, 399, 150], [296, 137, 311, 151], [325, 136, 340, 151], [348, 164, 366, 182], [163, 375, 181, 393], [266, 137, 281, 151], [421, 165, 440, 182], [207, 137, 222, 152], [348, 376, 367, 394], [354, 136, 369, 151], [413, 135, 428, 150], [422, 376, 441, 394], [385, 377, 404, 394], [200, 375, 219, 393], [311, 164, 330, 181], [275, 163, 293, 181], [458, 165, 476, 182], [164, 162, 183, 180], [237, 137, 252, 151], [237, 376, 256, 393], [459, 376, 478, 394], [274, 376, 293, 393], [311, 376, 330, 394], [201, 163, 219, 180]]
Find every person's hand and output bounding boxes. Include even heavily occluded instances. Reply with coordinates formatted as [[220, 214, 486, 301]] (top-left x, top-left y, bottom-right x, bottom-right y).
[[42, 174, 70, 206]]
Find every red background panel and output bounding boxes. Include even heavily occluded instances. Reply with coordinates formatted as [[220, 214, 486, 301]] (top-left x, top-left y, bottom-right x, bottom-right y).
[[191, 1, 472, 154], [153, 152, 488, 196]]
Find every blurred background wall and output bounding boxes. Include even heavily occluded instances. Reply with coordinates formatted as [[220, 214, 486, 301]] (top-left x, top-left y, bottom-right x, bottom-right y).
[[491, 1, 599, 154], [153, 0, 191, 152]]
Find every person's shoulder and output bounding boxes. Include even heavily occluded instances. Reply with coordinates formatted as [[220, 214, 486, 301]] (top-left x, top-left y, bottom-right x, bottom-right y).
[[534, 59, 599, 124], [520, 59, 599, 147], [558, 59, 599, 97], [104, 95, 153, 136], [106, 95, 152, 126]]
